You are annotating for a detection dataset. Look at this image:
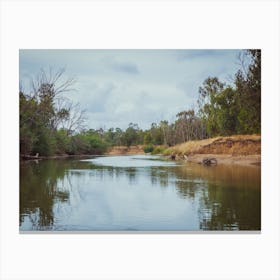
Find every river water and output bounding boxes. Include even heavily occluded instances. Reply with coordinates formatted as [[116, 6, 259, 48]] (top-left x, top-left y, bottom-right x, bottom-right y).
[[20, 155, 261, 231]]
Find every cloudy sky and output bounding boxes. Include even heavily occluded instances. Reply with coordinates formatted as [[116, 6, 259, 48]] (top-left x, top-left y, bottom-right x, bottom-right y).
[[19, 49, 240, 130]]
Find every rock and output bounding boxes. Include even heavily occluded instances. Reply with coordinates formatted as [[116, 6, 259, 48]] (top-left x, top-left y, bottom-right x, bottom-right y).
[[170, 154, 176, 160], [202, 157, 217, 166]]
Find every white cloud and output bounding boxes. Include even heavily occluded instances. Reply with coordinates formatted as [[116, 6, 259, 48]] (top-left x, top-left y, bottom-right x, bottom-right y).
[[19, 49, 241, 130]]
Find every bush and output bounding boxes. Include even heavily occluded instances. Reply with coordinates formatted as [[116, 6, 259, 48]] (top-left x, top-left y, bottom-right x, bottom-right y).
[[32, 129, 56, 156], [55, 129, 71, 154], [151, 146, 167, 155], [143, 144, 154, 153]]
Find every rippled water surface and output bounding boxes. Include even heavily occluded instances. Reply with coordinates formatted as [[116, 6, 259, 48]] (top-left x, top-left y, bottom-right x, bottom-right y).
[[20, 155, 261, 231]]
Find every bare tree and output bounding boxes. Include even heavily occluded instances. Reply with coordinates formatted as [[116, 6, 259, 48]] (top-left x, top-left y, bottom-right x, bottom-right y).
[[57, 101, 86, 134], [22, 67, 85, 133], [30, 67, 76, 100], [236, 50, 252, 79]]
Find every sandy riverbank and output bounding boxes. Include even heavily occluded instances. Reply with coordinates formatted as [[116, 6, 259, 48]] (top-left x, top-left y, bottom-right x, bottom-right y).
[[106, 145, 145, 155], [175, 153, 261, 167], [164, 135, 261, 166]]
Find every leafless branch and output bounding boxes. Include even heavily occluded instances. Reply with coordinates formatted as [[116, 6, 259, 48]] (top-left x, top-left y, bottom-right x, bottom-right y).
[[29, 67, 76, 100], [236, 50, 251, 78], [57, 101, 86, 134]]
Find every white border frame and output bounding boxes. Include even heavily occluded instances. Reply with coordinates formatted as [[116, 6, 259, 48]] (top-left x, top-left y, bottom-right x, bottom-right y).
[[1, 1, 280, 279]]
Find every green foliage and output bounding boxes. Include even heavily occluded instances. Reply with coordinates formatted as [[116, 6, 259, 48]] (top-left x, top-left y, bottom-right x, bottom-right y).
[[198, 50, 261, 137], [215, 87, 238, 135], [65, 131, 108, 155], [150, 123, 163, 144], [143, 145, 166, 154], [20, 51, 261, 158], [20, 69, 85, 157], [143, 144, 154, 153], [234, 50, 261, 134], [32, 129, 56, 156], [20, 91, 56, 156], [54, 129, 71, 154], [84, 131, 108, 154], [198, 77, 225, 137], [124, 123, 143, 147], [144, 132, 152, 145], [151, 146, 166, 155]]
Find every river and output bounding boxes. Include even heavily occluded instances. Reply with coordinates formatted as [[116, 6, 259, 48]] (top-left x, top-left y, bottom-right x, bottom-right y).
[[20, 155, 261, 231]]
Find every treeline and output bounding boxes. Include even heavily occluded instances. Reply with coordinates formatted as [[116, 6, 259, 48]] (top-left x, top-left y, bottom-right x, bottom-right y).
[[20, 50, 260, 157], [198, 49, 261, 137], [19, 69, 109, 156]]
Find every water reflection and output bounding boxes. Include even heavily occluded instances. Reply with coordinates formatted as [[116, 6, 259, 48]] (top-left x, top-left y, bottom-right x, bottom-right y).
[[20, 160, 70, 230], [20, 156, 260, 231]]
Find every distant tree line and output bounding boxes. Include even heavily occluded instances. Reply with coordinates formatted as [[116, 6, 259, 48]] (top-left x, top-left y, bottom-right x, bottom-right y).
[[20, 50, 260, 156]]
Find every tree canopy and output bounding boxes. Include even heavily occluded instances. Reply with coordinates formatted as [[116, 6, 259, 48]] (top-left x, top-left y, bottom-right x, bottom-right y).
[[20, 50, 261, 157]]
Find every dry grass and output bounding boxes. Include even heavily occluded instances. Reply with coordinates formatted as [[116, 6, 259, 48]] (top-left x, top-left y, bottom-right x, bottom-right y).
[[164, 135, 261, 156], [107, 145, 145, 155]]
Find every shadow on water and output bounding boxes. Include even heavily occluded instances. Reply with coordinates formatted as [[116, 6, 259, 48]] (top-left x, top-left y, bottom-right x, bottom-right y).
[[20, 156, 260, 231], [146, 163, 260, 230], [179, 164, 260, 230], [20, 160, 67, 230], [20, 159, 94, 230]]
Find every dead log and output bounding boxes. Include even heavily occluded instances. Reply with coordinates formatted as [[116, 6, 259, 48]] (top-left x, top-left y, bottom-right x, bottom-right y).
[[21, 154, 42, 160]]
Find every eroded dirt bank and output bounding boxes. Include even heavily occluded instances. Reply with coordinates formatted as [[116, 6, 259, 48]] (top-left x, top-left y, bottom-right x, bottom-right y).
[[106, 145, 145, 155], [179, 154, 261, 166], [103, 135, 261, 166], [165, 135, 261, 166]]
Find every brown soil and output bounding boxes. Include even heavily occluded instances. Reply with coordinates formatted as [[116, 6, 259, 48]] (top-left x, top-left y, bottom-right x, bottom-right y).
[[107, 145, 145, 155], [166, 135, 261, 166], [181, 154, 261, 167], [195, 136, 260, 155]]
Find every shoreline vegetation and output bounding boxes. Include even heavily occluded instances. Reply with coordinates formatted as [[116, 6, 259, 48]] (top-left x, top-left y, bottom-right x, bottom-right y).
[[106, 134, 261, 166], [104, 134, 261, 166], [21, 134, 261, 167], [20, 50, 261, 165]]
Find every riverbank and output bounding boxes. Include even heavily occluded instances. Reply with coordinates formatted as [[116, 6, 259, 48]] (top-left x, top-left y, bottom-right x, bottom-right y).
[[20, 154, 100, 162], [20, 135, 261, 166], [20, 146, 145, 162], [106, 145, 145, 155], [164, 135, 261, 166], [175, 153, 261, 166]]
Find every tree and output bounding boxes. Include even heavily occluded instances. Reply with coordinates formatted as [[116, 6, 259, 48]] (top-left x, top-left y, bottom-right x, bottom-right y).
[[196, 50, 261, 137], [124, 123, 140, 146], [198, 77, 225, 137], [20, 68, 85, 156], [114, 128, 124, 146], [215, 87, 238, 135], [235, 50, 261, 134], [144, 131, 152, 145], [150, 123, 163, 145], [159, 120, 169, 145], [56, 100, 86, 134], [20, 92, 38, 154]]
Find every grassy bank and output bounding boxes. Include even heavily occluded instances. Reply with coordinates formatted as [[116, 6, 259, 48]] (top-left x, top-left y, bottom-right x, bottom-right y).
[[162, 135, 261, 166], [163, 135, 261, 156], [77, 135, 262, 166]]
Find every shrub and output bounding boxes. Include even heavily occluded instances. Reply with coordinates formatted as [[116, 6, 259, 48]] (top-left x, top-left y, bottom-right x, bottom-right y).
[[151, 146, 167, 155], [143, 144, 154, 153]]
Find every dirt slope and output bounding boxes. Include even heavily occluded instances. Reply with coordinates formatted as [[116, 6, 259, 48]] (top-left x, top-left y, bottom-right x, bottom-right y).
[[165, 135, 261, 166], [107, 145, 145, 155], [165, 135, 261, 156]]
